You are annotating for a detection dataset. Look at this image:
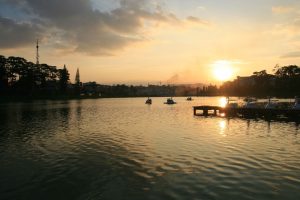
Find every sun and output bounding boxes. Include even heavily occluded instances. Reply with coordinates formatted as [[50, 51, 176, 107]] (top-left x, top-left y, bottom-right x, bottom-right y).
[[212, 60, 234, 81]]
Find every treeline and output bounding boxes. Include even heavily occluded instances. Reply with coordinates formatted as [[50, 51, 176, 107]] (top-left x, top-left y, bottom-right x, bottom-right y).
[[2, 54, 300, 99], [220, 65, 300, 97], [76, 65, 300, 98], [82, 83, 201, 97], [82, 82, 218, 97], [0, 55, 75, 98]]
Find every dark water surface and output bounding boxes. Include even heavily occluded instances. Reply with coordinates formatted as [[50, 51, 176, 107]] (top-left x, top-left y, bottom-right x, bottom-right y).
[[1, 97, 300, 200]]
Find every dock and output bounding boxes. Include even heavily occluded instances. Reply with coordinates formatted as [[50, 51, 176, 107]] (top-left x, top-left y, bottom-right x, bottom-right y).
[[193, 106, 225, 116], [193, 105, 300, 118]]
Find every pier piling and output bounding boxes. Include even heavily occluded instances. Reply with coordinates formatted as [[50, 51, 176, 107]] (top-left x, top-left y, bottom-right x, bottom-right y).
[[193, 105, 300, 119]]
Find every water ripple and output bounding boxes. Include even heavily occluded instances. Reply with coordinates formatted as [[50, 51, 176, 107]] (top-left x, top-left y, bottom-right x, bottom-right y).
[[1, 98, 300, 199]]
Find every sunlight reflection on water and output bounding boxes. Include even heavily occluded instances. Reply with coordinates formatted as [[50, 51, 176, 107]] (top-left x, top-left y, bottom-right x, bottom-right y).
[[0, 97, 300, 200], [218, 120, 227, 136], [219, 96, 228, 108]]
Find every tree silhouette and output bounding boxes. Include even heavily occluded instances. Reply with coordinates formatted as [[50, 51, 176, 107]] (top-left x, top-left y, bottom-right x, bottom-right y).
[[0, 55, 72, 98], [220, 65, 300, 97], [0, 56, 8, 92], [2, 53, 300, 99], [59, 65, 70, 94]]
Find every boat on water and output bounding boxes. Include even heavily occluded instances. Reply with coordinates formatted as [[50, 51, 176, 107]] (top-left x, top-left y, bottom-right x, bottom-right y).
[[186, 97, 193, 101], [293, 97, 300, 109], [243, 97, 258, 108], [164, 97, 176, 105], [145, 97, 152, 104], [243, 97, 256, 102], [225, 97, 238, 108], [265, 97, 278, 109]]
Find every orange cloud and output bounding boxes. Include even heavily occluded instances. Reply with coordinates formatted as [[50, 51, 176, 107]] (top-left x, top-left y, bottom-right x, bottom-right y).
[[272, 6, 294, 14]]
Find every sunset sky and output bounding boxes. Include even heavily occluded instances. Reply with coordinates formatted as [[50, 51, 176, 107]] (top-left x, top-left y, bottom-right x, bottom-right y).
[[1, 0, 300, 84]]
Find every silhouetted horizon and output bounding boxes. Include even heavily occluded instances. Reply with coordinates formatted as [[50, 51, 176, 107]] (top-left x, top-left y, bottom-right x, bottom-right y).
[[1, 54, 300, 100]]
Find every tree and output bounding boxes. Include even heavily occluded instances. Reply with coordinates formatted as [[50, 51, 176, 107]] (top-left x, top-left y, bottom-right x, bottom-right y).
[[59, 65, 69, 93], [253, 70, 268, 77], [252, 70, 274, 96], [273, 65, 300, 96], [274, 65, 300, 77], [0, 56, 8, 91]]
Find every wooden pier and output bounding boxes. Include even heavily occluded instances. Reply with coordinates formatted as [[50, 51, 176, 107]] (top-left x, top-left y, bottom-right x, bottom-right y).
[[193, 105, 300, 118], [193, 106, 224, 116]]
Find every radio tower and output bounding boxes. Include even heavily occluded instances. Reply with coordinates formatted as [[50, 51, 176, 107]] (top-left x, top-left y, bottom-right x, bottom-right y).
[[36, 39, 39, 65]]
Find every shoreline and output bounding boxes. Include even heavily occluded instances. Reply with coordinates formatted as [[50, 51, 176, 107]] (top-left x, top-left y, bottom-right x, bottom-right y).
[[0, 95, 296, 104]]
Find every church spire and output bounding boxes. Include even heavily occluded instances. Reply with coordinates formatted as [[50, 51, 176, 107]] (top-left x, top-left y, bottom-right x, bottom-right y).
[[75, 68, 80, 85]]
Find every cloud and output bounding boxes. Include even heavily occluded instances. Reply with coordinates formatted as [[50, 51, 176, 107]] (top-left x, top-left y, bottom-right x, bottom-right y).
[[272, 6, 294, 14], [197, 6, 206, 11], [272, 17, 300, 37], [0, 16, 43, 48], [294, 18, 300, 27], [186, 16, 209, 25], [281, 51, 300, 58], [0, 0, 207, 55], [269, 4, 300, 37]]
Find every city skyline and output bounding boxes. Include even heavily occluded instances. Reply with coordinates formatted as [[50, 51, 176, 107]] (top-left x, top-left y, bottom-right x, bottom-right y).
[[1, 0, 300, 84]]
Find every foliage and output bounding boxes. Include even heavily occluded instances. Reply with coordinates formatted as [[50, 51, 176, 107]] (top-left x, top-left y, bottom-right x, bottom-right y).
[[59, 65, 70, 93], [2, 53, 300, 98], [0, 55, 69, 96], [219, 65, 300, 97]]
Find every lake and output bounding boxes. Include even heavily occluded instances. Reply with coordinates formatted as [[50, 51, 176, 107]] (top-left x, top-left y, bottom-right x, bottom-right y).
[[0, 97, 300, 200]]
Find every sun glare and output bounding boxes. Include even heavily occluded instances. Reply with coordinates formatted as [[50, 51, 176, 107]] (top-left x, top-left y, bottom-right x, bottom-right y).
[[219, 97, 227, 108], [212, 60, 234, 81]]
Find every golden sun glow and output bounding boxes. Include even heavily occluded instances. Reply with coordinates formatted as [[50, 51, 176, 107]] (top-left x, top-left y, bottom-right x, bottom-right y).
[[212, 60, 234, 81]]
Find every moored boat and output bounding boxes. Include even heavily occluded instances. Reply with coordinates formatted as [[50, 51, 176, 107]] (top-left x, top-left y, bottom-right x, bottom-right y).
[[145, 97, 152, 104], [225, 97, 238, 108], [265, 97, 278, 109], [292, 97, 300, 109], [186, 97, 193, 101], [243, 97, 258, 108], [164, 97, 176, 104]]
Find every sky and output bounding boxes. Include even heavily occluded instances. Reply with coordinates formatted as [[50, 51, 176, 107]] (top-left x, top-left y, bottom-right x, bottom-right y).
[[1, 0, 300, 85]]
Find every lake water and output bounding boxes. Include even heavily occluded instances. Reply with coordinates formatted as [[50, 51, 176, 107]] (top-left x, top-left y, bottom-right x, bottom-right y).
[[1, 97, 300, 200]]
